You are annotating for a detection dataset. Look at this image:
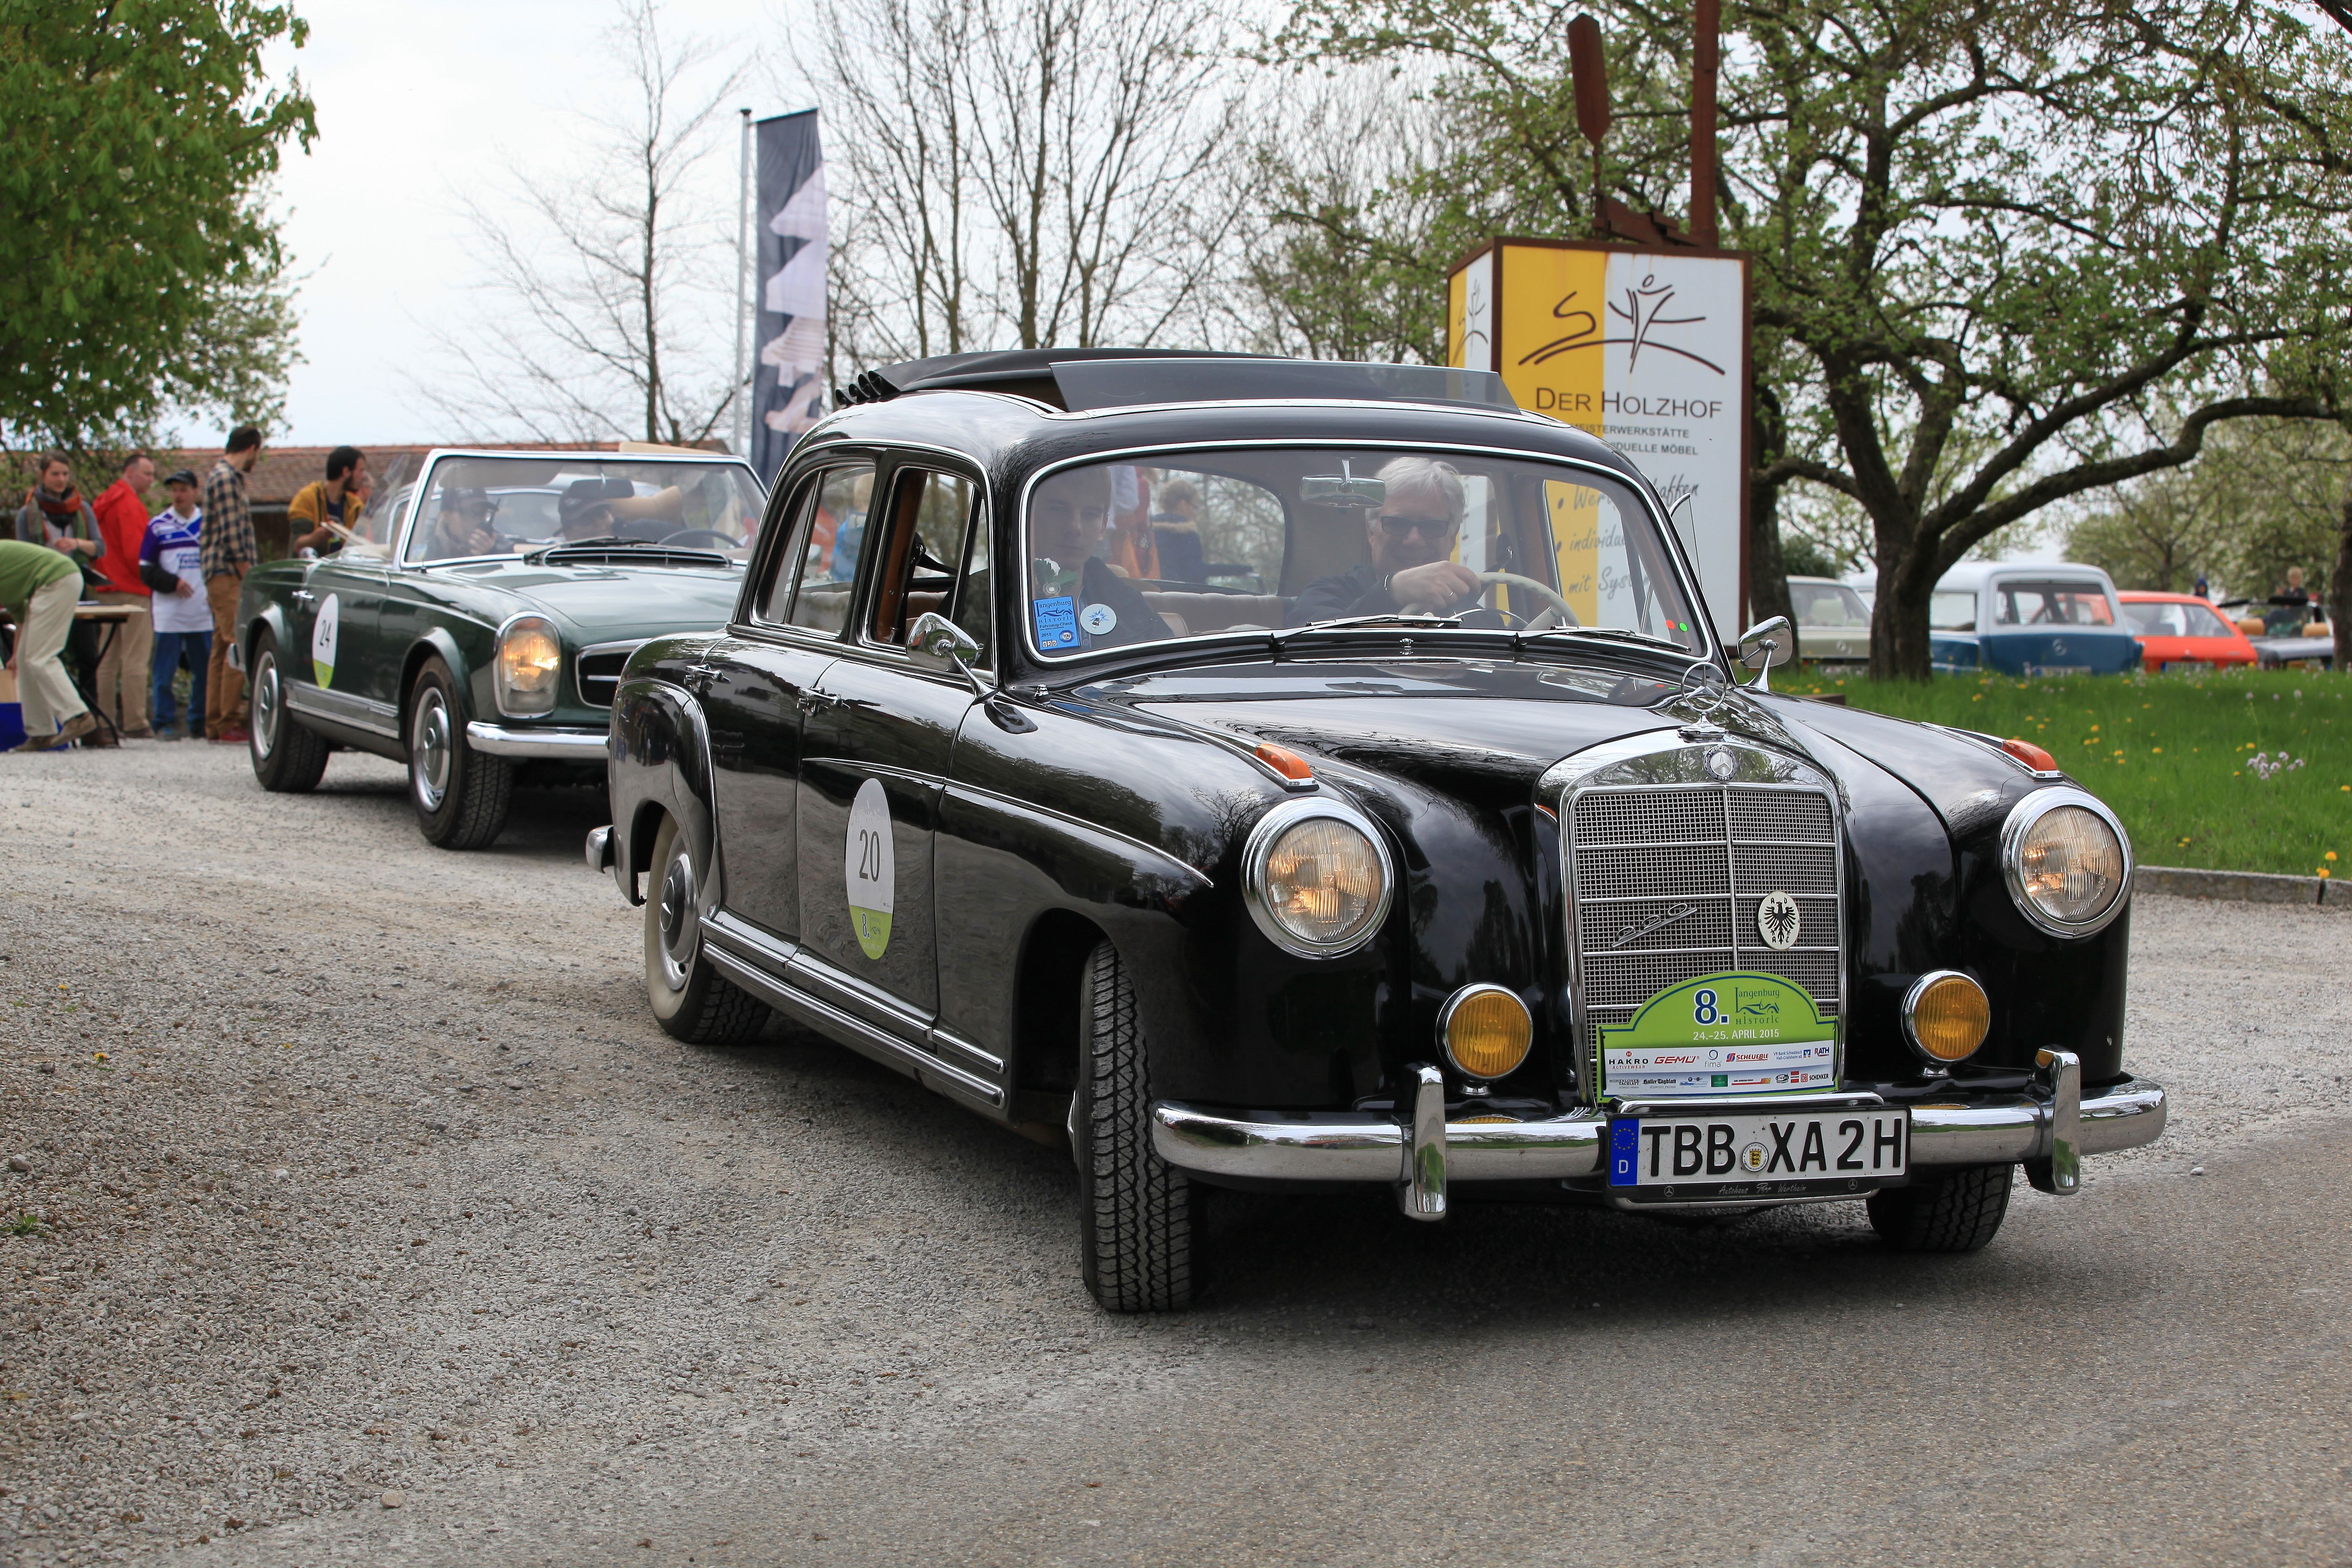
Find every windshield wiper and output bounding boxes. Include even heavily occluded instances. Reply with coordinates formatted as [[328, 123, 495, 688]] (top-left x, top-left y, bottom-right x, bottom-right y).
[[1271, 613, 1464, 648], [1516, 625, 1691, 655]]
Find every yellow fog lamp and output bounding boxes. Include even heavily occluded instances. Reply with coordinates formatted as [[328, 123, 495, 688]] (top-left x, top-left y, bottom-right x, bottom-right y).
[[493, 614, 564, 717], [1439, 984, 1534, 1080], [1902, 971, 1991, 1066]]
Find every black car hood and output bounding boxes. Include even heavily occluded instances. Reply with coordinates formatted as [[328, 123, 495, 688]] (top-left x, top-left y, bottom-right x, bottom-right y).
[[1107, 655, 1790, 794], [1100, 655, 2029, 826]]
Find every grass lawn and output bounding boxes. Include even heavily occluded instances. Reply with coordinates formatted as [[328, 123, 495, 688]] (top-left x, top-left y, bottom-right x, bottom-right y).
[[1773, 663, 2349, 878]]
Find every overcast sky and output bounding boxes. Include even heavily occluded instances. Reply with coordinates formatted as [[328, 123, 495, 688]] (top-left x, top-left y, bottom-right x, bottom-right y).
[[240, 0, 802, 449]]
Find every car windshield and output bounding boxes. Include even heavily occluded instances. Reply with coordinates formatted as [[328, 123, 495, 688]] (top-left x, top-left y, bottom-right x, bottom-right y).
[[1791, 580, 1869, 627], [1019, 448, 1701, 659], [401, 454, 766, 565], [2123, 600, 2236, 639], [1994, 580, 2114, 627], [1929, 591, 1978, 630]]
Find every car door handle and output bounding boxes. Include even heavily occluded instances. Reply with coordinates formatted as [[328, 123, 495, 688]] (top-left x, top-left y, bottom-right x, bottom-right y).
[[798, 691, 877, 716], [291, 589, 315, 603]]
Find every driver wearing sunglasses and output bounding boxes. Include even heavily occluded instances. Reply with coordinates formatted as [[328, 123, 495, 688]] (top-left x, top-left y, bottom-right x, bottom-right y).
[[1285, 456, 1483, 627]]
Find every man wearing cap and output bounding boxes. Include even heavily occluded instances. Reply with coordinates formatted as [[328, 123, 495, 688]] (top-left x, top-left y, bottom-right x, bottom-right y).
[[200, 426, 263, 743], [139, 471, 209, 740], [423, 486, 506, 559], [89, 451, 158, 738], [288, 446, 369, 555]]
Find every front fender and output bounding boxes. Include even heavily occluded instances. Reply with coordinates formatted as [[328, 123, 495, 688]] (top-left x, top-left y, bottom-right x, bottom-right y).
[[241, 592, 293, 671], [399, 625, 474, 737], [609, 673, 717, 909]]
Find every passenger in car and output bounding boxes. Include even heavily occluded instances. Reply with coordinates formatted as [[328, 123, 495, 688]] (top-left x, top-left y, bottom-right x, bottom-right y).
[[1029, 465, 1172, 651], [1285, 456, 1485, 626]]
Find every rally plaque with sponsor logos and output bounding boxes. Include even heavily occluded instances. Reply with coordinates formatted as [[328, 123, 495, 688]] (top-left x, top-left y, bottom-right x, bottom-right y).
[[1597, 970, 1901, 1203]]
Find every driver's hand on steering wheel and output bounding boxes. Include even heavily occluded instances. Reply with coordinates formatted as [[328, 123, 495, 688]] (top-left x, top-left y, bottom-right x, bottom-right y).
[[1390, 560, 1483, 612]]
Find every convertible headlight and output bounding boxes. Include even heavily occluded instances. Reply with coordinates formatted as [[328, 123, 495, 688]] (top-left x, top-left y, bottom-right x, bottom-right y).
[[493, 615, 564, 717], [2000, 787, 2131, 937], [1243, 800, 1392, 957]]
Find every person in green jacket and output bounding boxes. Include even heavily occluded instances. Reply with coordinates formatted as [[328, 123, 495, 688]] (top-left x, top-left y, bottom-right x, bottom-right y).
[[0, 537, 95, 749]]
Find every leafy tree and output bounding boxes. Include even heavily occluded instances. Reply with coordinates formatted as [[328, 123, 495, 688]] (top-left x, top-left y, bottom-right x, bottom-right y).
[[2071, 418, 2347, 599], [0, 1, 315, 454], [1275, 0, 2352, 676]]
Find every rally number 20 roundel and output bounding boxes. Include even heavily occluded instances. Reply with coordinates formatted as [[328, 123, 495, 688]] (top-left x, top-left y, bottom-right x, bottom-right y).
[[846, 778, 895, 962]]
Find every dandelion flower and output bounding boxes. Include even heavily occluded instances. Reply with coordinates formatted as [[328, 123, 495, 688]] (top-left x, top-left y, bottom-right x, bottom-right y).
[[2329, 852, 2340, 862]]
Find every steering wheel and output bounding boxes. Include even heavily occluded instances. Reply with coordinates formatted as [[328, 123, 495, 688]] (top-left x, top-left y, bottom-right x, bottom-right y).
[[659, 529, 738, 549], [1400, 570, 1581, 629]]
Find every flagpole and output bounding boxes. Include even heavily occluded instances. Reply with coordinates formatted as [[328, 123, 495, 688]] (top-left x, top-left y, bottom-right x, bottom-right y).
[[731, 106, 753, 458]]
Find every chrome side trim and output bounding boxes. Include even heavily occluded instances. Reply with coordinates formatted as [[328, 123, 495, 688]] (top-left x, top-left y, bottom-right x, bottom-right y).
[[701, 913, 1006, 1112], [285, 682, 400, 738], [701, 943, 1005, 1113], [1149, 1076, 2166, 1185], [463, 722, 608, 759]]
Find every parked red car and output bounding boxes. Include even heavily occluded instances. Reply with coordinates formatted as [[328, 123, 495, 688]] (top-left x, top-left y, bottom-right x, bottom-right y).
[[2117, 591, 2259, 672]]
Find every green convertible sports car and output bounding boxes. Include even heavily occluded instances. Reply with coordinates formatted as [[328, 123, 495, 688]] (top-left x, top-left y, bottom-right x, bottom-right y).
[[233, 447, 767, 848]]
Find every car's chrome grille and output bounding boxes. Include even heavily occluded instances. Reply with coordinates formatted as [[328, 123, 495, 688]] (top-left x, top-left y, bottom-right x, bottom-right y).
[[576, 647, 636, 708], [1571, 783, 1843, 1029]]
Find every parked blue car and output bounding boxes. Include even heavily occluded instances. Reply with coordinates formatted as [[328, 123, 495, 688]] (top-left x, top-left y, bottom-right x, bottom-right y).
[[1929, 562, 2142, 676]]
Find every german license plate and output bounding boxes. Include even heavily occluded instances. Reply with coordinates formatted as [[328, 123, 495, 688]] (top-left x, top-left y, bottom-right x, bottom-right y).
[[1607, 1109, 1909, 1203]]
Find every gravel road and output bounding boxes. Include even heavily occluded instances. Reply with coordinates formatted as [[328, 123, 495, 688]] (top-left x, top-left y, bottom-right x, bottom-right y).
[[3, 742, 2349, 1567]]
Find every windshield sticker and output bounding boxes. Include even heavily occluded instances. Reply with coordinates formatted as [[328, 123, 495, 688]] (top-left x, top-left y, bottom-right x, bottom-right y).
[[1079, 603, 1117, 636], [1598, 972, 1836, 1099], [310, 593, 340, 688], [846, 778, 895, 961], [1034, 595, 1079, 650]]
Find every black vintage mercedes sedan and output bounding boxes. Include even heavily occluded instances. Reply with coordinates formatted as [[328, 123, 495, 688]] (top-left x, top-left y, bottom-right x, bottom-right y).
[[589, 350, 2166, 1312]]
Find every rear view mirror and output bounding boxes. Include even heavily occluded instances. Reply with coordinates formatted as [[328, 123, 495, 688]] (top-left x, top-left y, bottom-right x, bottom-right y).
[[1301, 459, 1386, 508]]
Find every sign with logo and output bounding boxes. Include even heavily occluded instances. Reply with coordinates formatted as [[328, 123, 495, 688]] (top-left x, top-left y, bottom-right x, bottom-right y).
[[310, 592, 341, 688], [1598, 971, 1835, 1099], [1447, 239, 1751, 643]]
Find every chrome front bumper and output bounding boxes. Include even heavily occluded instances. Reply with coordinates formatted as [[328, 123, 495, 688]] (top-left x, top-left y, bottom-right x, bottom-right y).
[[1150, 1053, 2167, 1221], [464, 722, 609, 760]]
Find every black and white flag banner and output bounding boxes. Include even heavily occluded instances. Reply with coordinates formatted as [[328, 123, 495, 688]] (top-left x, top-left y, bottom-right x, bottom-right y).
[[753, 108, 827, 483]]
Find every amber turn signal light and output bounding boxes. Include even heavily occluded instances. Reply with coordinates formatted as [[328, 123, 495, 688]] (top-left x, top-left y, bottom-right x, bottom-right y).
[[1902, 971, 1991, 1065], [1439, 985, 1533, 1080], [2001, 736, 2057, 772], [1255, 742, 1315, 782]]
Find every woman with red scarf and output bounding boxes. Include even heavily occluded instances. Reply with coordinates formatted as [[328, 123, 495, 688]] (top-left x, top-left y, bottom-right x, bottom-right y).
[[13, 453, 110, 744]]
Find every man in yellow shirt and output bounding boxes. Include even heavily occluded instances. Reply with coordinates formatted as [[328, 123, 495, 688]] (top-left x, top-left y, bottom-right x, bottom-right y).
[[288, 447, 370, 554]]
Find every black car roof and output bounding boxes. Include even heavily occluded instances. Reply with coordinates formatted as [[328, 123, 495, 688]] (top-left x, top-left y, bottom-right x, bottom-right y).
[[794, 374, 1651, 495]]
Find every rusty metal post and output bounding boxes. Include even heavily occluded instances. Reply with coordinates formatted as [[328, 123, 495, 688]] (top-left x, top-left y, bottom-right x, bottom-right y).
[[1569, 14, 1609, 237], [1692, 0, 1719, 245]]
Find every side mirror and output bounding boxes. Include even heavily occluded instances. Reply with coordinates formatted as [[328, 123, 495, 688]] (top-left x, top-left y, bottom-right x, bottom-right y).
[[1737, 615, 1795, 689]]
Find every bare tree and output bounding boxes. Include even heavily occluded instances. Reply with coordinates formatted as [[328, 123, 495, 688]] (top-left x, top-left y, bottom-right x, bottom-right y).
[[804, 0, 1242, 369], [416, 0, 750, 445]]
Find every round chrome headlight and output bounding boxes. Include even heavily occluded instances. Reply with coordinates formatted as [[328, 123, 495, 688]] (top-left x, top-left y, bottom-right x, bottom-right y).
[[1242, 799, 1392, 957], [493, 614, 563, 717], [2001, 787, 2131, 937]]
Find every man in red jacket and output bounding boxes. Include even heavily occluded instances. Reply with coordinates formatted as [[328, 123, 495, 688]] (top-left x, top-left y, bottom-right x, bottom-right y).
[[89, 451, 157, 738]]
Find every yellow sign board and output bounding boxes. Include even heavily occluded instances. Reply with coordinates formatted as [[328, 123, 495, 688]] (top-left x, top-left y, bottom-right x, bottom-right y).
[[1448, 238, 1751, 640]]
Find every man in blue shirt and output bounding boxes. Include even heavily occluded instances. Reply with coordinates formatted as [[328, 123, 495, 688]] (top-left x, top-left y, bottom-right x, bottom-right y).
[[137, 472, 208, 740]]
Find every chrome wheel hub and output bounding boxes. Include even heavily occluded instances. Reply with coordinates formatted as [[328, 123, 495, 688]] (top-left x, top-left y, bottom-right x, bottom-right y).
[[656, 854, 696, 992], [252, 657, 279, 756], [412, 692, 452, 812]]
